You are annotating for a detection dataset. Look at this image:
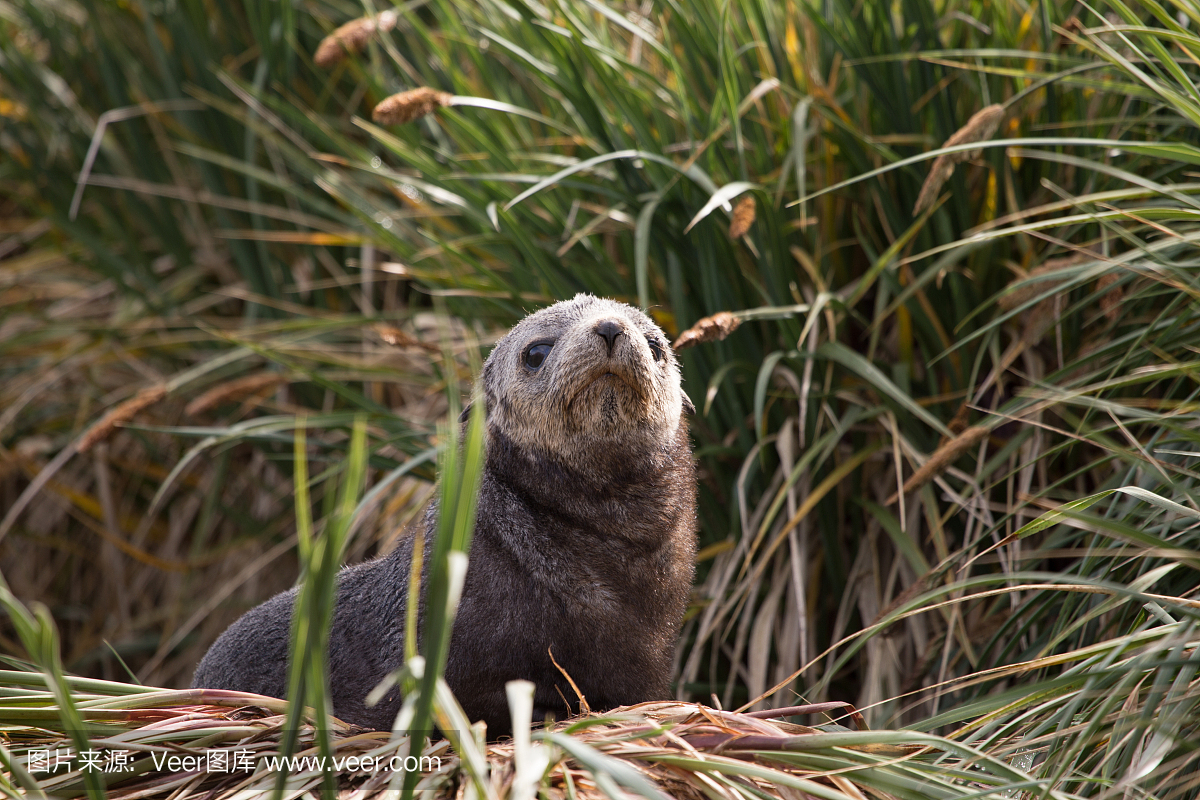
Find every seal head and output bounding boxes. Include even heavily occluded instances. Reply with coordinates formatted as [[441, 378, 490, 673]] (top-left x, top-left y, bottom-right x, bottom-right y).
[[480, 293, 694, 474]]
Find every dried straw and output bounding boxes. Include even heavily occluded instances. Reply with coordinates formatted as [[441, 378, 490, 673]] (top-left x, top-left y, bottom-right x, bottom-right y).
[[314, 10, 399, 68], [78, 385, 168, 453], [728, 195, 757, 238], [673, 311, 740, 350], [185, 373, 290, 417], [2, 695, 910, 800], [912, 104, 1005, 215], [372, 87, 453, 126]]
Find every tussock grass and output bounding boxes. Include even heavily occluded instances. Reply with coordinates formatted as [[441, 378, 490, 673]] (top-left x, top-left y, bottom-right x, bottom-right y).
[[3, 0, 1200, 796], [0, 660, 1138, 800]]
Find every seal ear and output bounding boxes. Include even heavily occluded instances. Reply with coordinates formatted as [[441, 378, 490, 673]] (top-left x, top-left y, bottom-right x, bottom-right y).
[[681, 390, 696, 416], [458, 396, 489, 423]]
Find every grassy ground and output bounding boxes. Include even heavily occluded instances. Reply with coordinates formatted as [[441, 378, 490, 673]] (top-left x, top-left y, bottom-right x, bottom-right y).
[[2, 0, 1199, 796]]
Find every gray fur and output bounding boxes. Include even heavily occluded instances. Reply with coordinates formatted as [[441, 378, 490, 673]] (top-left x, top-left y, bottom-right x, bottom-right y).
[[192, 294, 698, 736]]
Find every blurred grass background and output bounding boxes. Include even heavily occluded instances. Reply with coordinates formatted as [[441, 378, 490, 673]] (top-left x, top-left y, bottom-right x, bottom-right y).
[[2, 0, 1200, 793]]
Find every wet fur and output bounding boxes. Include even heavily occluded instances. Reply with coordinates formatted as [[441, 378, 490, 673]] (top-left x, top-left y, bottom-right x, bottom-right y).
[[192, 294, 697, 736]]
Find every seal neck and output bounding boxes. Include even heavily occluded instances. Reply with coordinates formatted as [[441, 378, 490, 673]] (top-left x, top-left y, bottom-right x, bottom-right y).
[[483, 425, 692, 547]]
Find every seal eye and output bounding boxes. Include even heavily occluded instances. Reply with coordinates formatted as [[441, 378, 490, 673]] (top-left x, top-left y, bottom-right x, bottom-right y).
[[647, 337, 665, 362], [524, 343, 552, 371]]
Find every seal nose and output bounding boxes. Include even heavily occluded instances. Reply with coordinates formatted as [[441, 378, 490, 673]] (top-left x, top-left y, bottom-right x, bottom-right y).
[[594, 319, 623, 356]]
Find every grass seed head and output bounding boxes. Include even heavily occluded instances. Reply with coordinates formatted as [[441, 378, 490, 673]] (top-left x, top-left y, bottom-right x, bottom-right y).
[[1096, 271, 1123, 321], [78, 385, 168, 453], [889, 424, 990, 503], [728, 195, 757, 238], [314, 10, 398, 68], [185, 373, 290, 417], [998, 255, 1083, 312], [943, 103, 1006, 152], [375, 323, 441, 351], [913, 104, 1005, 215], [372, 87, 453, 125], [673, 311, 740, 349], [947, 402, 971, 435]]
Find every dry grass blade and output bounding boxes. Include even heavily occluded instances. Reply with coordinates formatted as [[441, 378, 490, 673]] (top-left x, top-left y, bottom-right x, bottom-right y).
[[372, 87, 454, 126], [728, 195, 757, 238], [673, 312, 740, 349], [313, 10, 399, 68], [548, 646, 591, 715], [887, 425, 990, 504], [912, 104, 1005, 214], [78, 386, 168, 453], [745, 702, 868, 730]]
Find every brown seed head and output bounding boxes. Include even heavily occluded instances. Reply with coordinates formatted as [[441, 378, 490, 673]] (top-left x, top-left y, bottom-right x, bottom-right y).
[[913, 104, 1005, 215], [673, 311, 741, 350], [999, 256, 1091, 345], [728, 195, 757, 238], [314, 10, 398, 68], [372, 87, 453, 125], [374, 323, 440, 351], [1096, 272, 1123, 322], [943, 104, 1006, 153], [79, 385, 168, 453], [1021, 297, 1061, 345], [185, 373, 290, 417], [997, 255, 1085, 312], [887, 424, 990, 504], [946, 402, 971, 435]]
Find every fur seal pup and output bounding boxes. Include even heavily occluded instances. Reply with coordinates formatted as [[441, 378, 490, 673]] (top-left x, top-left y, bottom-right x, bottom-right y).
[[192, 294, 698, 735]]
